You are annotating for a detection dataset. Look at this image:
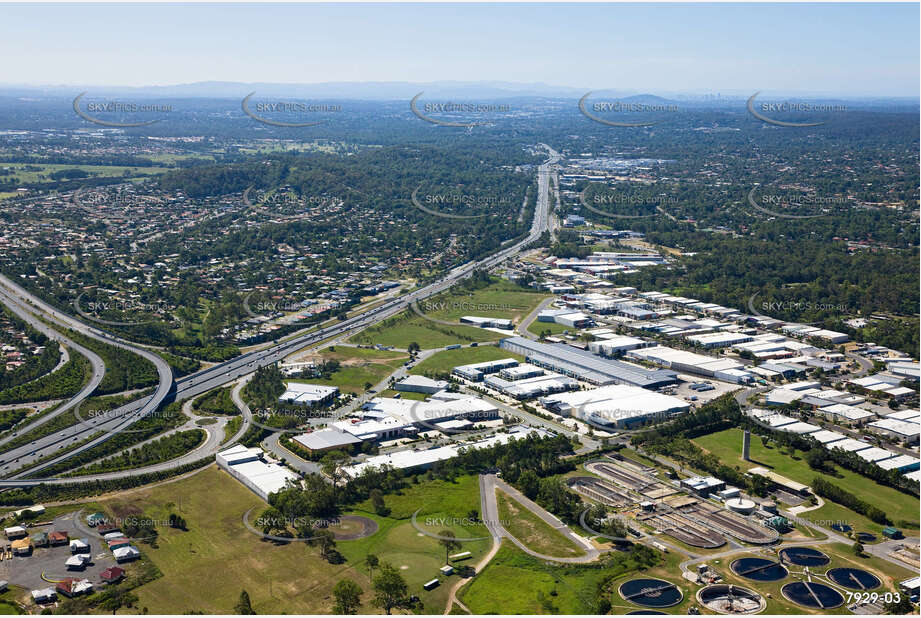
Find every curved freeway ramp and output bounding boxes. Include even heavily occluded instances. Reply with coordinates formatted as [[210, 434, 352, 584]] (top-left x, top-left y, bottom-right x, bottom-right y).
[[0, 285, 105, 448], [0, 146, 559, 485], [0, 376, 254, 486], [482, 474, 600, 564], [0, 274, 173, 479]]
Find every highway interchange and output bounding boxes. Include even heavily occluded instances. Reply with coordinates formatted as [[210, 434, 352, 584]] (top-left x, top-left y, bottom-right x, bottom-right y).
[[0, 145, 560, 485]]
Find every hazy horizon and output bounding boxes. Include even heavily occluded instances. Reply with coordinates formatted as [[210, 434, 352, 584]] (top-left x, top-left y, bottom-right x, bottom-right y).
[[2, 3, 918, 97]]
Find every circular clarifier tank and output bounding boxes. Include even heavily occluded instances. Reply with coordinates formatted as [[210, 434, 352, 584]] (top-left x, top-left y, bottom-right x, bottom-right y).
[[697, 584, 766, 614], [619, 578, 684, 608], [726, 498, 756, 515], [826, 567, 881, 590], [779, 547, 830, 567], [730, 557, 788, 582], [781, 582, 844, 609]]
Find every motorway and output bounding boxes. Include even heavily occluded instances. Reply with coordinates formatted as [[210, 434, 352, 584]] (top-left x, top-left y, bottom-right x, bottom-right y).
[[0, 283, 105, 448], [0, 273, 172, 477], [0, 145, 560, 485]]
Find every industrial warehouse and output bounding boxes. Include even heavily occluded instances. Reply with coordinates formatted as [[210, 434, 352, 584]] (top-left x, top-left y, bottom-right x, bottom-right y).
[[539, 384, 690, 428], [292, 393, 501, 455], [216, 445, 300, 501], [499, 336, 679, 387], [626, 345, 755, 384], [747, 408, 920, 479], [277, 382, 340, 406], [340, 425, 551, 478]]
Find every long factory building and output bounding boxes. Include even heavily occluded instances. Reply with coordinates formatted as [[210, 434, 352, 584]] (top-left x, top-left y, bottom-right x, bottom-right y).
[[341, 425, 552, 478], [499, 337, 678, 388], [540, 384, 691, 429]]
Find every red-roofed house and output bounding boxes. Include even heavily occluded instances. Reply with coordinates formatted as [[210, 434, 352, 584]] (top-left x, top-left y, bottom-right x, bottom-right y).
[[99, 566, 125, 584]]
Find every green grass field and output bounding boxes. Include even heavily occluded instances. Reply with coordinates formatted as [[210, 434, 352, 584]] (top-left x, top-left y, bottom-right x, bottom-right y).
[[460, 542, 606, 613], [692, 428, 920, 536], [350, 279, 549, 350], [102, 466, 371, 614], [349, 311, 499, 349], [1, 163, 168, 185], [0, 589, 22, 615], [98, 468, 496, 614], [290, 346, 408, 394], [495, 490, 585, 558], [338, 474, 493, 614], [460, 542, 693, 614], [379, 388, 428, 400], [417, 280, 550, 324], [527, 320, 572, 337], [410, 345, 524, 377]]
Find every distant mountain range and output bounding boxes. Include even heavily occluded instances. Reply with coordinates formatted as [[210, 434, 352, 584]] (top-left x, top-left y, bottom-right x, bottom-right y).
[[0, 81, 916, 106]]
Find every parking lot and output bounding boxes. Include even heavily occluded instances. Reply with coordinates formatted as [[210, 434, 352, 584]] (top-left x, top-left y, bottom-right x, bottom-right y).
[[0, 510, 121, 592], [665, 375, 741, 406]]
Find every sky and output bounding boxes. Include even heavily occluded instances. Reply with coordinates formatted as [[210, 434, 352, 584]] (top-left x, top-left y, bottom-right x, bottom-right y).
[[2, 3, 918, 96]]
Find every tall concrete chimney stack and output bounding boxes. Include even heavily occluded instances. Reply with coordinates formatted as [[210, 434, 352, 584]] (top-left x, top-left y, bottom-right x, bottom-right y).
[[742, 430, 751, 461]]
